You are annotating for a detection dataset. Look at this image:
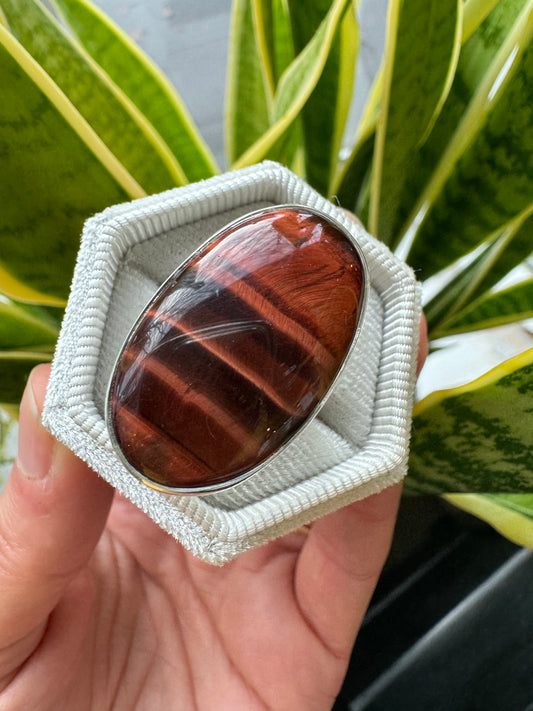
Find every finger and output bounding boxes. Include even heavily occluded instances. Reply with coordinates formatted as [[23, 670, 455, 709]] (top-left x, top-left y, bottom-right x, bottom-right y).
[[417, 313, 428, 375], [0, 365, 113, 656], [294, 483, 402, 658], [293, 314, 426, 657]]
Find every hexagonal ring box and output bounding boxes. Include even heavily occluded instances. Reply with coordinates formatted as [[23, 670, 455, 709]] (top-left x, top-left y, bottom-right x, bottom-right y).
[[43, 162, 422, 565]]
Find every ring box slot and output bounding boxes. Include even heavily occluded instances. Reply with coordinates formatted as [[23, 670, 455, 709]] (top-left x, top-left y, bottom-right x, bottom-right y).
[[43, 163, 421, 564]]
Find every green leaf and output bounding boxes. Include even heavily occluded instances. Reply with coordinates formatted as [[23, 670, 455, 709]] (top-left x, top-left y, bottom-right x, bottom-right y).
[[1, 0, 186, 193], [392, 0, 531, 258], [369, 0, 462, 244], [247, 0, 296, 95], [251, 0, 276, 98], [232, 0, 351, 169], [445, 493, 533, 547], [0, 296, 59, 349], [467, 205, 533, 301], [0, 350, 51, 404], [436, 277, 533, 336], [250, 0, 296, 95], [462, 0, 501, 42], [402, 1, 533, 277], [423, 235, 505, 335], [332, 61, 383, 209], [486, 493, 533, 519], [286, 0, 359, 196], [249, 0, 304, 171], [0, 25, 140, 303], [332, 128, 375, 212], [424, 203, 533, 333], [269, 0, 296, 86], [52, 0, 218, 182], [226, 0, 272, 165], [408, 348, 533, 493]]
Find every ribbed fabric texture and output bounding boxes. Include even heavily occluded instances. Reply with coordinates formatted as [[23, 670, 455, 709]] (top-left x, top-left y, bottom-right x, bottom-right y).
[[43, 162, 422, 565]]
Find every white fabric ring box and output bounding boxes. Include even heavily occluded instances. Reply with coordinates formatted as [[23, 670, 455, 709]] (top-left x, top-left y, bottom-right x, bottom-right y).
[[43, 161, 422, 565]]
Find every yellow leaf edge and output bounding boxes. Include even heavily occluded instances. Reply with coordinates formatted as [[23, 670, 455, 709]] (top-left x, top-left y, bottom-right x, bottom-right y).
[[462, 0, 501, 43], [329, 62, 382, 199], [225, 0, 271, 165], [0, 23, 145, 200], [0, 265, 67, 307], [0, 349, 53, 360], [445, 493, 533, 548], [397, 2, 533, 253], [13, 0, 188, 187], [0, 403, 19, 419], [231, 0, 350, 170], [250, 0, 275, 105], [417, 0, 464, 147], [326, 1, 359, 197], [368, 0, 400, 235], [51, 0, 219, 176], [0, 299, 59, 338], [413, 346, 533, 417]]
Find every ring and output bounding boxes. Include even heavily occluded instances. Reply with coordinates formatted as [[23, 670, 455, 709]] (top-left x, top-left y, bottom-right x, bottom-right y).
[[106, 204, 368, 495]]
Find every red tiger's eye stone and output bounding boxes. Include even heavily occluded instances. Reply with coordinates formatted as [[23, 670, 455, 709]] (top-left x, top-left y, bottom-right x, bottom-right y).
[[108, 206, 365, 492]]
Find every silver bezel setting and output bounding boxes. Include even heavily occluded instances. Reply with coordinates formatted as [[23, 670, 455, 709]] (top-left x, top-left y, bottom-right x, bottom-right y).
[[105, 203, 370, 496]]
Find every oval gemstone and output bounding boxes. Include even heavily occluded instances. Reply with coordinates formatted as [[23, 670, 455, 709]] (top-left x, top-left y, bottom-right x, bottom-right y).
[[108, 206, 365, 493]]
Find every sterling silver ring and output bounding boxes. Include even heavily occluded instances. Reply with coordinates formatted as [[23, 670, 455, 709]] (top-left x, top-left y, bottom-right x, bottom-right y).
[[106, 204, 368, 495]]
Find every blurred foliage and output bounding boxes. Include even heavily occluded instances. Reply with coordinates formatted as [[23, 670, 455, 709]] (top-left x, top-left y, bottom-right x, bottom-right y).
[[0, 0, 532, 540]]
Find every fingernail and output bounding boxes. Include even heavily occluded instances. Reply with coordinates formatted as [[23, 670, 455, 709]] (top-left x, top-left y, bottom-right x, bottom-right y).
[[17, 377, 55, 479]]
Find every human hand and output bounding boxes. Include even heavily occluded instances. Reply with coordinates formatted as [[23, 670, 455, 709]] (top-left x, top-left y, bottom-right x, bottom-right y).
[[0, 319, 427, 711]]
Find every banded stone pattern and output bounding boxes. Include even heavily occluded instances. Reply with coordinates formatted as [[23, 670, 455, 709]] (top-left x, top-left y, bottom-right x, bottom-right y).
[[108, 207, 365, 492]]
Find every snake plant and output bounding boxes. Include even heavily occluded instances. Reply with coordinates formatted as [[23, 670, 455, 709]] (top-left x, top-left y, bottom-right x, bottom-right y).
[[0, 0, 532, 544]]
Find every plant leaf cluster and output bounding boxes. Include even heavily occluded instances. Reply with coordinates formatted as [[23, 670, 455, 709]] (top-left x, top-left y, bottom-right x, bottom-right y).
[[0, 0, 532, 538]]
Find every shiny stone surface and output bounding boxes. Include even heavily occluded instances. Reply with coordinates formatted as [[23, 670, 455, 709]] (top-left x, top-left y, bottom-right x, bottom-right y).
[[108, 206, 365, 492]]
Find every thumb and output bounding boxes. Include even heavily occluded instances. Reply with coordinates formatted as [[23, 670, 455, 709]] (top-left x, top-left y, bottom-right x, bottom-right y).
[[0, 364, 113, 655]]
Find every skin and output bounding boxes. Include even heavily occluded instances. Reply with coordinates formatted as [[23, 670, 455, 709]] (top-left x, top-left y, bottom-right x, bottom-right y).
[[0, 320, 427, 711]]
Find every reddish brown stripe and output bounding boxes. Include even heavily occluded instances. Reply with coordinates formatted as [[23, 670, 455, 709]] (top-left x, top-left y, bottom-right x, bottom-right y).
[[145, 309, 323, 414], [244, 245, 363, 359], [121, 323, 297, 436], [109, 207, 364, 491], [193, 213, 361, 360], [190, 261, 337, 371], [119, 343, 309, 474], [113, 403, 215, 487], [120, 346, 257, 448]]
